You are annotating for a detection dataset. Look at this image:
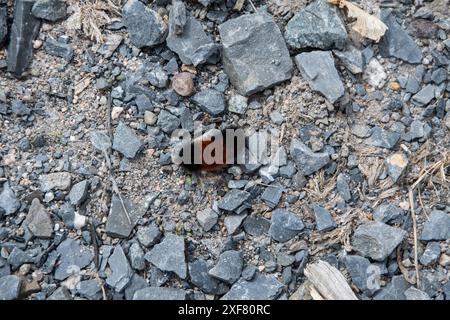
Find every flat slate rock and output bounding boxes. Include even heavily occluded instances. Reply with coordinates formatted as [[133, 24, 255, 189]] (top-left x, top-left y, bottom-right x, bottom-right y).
[[133, 287, 187, 300], [411, 84, 435, 106], [0, 182, 21, 216], [0, 275, 22, 300], [144, 233, 186, 279], [365, 126, 400, 149], [0, 5, 7, 45], [68, 180, 89, 206], [24, 198, 53, 239], [77, 279, 102, 300], [333, 45, 364, 74], [285, 0, 347, 50], [243, 216, 271, 236], [221, 273, 283, 300], [191, 89, 225, 116], [90, 131, 111, 153], [209, 250, 243, 284], [54, 238, 93, 280], [40, 172, 72, 192], [269, 208, 304, 242], [419, 242, 441, 266], [379, 10, 422, 64], [167, 1, 219, 66], [374, 275, 410, 300], [343, 255, 380, 296], [44, 38, 73, 61], [373, 202, 405, 225], [189, 259, 229, 295], [352, 221, 406, 261], [112, 122, 143, 159], [122, 0, 167, 48], [420, 210, 450, 241], [32, 0, 66, 22], [136, 223, 161, 248], [218, 11, 293, 96], [290, 139, 330, 176], [7, 0, 41, 76], [218, 189, 251, 212], [106, 245, 133, 292], [404, 287, 431, 300], [105, 195, 144, 238], [312, 204, 337, 232], [224, 214, 247, 235]]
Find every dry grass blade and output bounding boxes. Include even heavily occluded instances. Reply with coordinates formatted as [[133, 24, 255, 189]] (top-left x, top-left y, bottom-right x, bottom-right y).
[[78, 0, 121, 43], [328, 0, 388, 42]]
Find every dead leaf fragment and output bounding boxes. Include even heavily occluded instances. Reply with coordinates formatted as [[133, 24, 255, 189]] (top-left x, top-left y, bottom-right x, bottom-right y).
[[328, 0, 388, 42]]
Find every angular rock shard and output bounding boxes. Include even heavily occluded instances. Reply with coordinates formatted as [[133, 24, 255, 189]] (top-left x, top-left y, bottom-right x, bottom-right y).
[[218, 11, 293, 96]]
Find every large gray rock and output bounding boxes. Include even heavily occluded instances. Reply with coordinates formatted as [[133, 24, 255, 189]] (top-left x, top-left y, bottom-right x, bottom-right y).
[[133, 287, 187, 300], [352, 221, 406, 261], [191, 89, 225, 116], [420, 210, 450, 241], [209, 250, 243, 285], [144, 233, 186, 279], [290, 139, 330, 176], [24, 198, 53, 239], [106, 245, 133, 292], [269, 208, 304, 242], [7, 0, 41, 76], [218, 11, 293, 96], [295, 51, 344, 103], [189, 259, 229, 295], [122, 0, 167, 48], [221, 273, 283, 300], [32, 0, 66, 22], [54, 238, 93, 280], [285, 0, 347, 50], [105, 195, 144, 238], [112, 122, 143, 159], [0, 182, 21, 216], [218, 189, 251, 213], [0, 275, 22, 300], [343, 255, 380, 296], [379, 10, 422, 64], [167, 1, 219, 66]]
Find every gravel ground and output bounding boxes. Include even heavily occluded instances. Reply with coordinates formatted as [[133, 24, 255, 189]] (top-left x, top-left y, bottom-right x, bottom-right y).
[[0, 0, 449, 300]]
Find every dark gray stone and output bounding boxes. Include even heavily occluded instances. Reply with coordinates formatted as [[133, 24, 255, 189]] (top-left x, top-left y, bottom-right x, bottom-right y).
[[294, 51, 344, 103], [373, 202, 405, 225], [7, 247, 39, 269], [243, 216, 270, 236], [112, 122, 143, 158], [343, 255, 380, 296], [11, 99, 31, 115], [218, 189, 251, 212], [365, 126, 400, 149], [352, 221, 406, 261], [54, 238, 93, 280], [77, 279, 102, 300], [68, 180, 89, 206], [221, 273, 283, 300], [218, 11, 293, 96], [191, 89, 225, 116], [374, 275, 409, 300], [209, 250, 243, 285], [419, 242, 441, 266], [333, 45, 364, 74], [156, 109, 180, 134], [133, 287, 187, 300], [0, 5, 6, 45], [32, 0, 66, 22], [24, 198, 53, 239], [124, 274, 147, 300], [420, 210, 450, 241], [336, 174, 351, 202], [122, 0, 167, 48], [312, 204, 337, 232], [242, 265, 257, 281], [431, 67, 447, 84], [261, 186, 283, 209], [269, 208, 304, 242], [7, 0, 41, 76], [136, 223, 161, 248], [189, 259, 229, 295], [411, 84, 435, 106], [0, 182, 21, 216], [224, 214, 247, 235], [106, 245, 133, 292], [290, 139, 330, 176], [144, 233, 186, 279], [129, 242, 145, 271], [47, 286, 72, 300], [379, 10, 422, 64], [0, 275, 21, 300], [167, 1, 219, 66], [105, 195, 144, 238], [404, 287, 431, 300], [44, 38, 74, 61], [196, 208, 218, 231], [285, 0, 347, 50], [89, 131, 111, 153]]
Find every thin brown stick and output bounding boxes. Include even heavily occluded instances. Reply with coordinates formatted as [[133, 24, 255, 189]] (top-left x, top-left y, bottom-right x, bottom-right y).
[[248, 0, 258, 12], [408, 189, 420, 288]]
